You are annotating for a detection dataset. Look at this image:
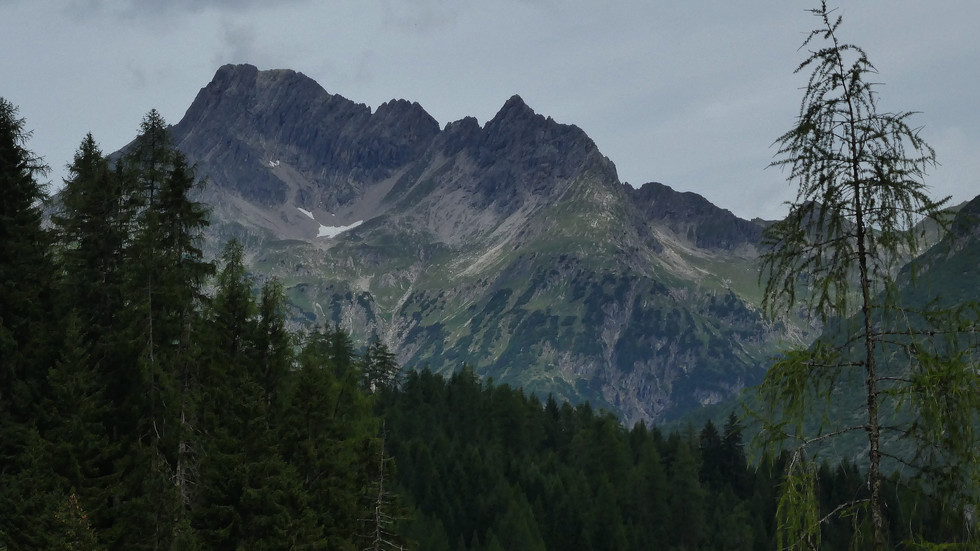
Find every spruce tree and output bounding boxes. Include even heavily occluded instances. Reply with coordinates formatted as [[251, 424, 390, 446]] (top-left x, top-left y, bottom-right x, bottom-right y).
[[281, 324, 381, 549], [51, 135, 134, 540], [193, 239, 259, 547], [52, 133, 128, 339], [105, 110, 212, 550], [0, 97, 61, 549], [361, 337, 401, 394], [666, 438, 706, 550], [0, 97, 56, 424], [254, 278, 292, 414], [194, 241, 321, 548]]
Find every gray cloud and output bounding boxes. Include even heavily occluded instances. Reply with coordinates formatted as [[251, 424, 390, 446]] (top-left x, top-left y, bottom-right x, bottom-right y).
[[3, 1, 977, 218], [127, 0, 308, 12], [378, 0, 461, 33], [217, 22, 259, 66], [61, 0, 313, 21]]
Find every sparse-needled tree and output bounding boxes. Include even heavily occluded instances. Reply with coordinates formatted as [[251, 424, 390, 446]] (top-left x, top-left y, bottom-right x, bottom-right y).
[[758, 3, 979, 550]]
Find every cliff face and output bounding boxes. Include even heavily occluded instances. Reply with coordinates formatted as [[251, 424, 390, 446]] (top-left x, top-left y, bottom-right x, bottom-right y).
[[171, 64, 440, 240], [632, 182, 764, 251], [166, 64, 788, 425]]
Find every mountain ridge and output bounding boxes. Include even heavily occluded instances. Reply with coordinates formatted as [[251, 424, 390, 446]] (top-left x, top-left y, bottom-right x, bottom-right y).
[[164, 63, 793, 424]]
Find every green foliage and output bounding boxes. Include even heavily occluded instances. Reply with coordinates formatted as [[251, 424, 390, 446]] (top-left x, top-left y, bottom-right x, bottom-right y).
[[280, 324, 381, 549], [759, 3, 980, 549], [0, 97, 56, 419], [774, 451, 822, 550], [0, 97, 63, 550], [362, 337, 402, 394], [41, 312, 119, 541], [382, 369, 752, 550], [762, 2, 943, 323], [379, 366, 974, 550]]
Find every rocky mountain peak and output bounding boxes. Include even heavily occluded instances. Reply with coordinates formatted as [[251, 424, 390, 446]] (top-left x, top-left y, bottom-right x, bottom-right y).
[[477, 94, 602, 171], [368, 99, 441, 149], [482, 94, 585, 143], [632, 182, 763, 250], [181, 64, 336, 128], [486, 94, 537, 126], [374, 98, 428, 120], [172, 65, 444, 210], [210, 62, 260, 89]]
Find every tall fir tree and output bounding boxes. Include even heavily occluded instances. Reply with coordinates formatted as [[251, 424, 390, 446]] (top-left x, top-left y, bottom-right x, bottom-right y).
[[192, 239, 258, 548], [361, 337, 401, 394], [0, 97, 62, 549], [107, 110, 212, 550], [279, 324, 382, 549], [194, 240, 321, 549], [253, 278, 292, 414], [0, 97, 56, 425], [52, 133, 128, 339], [51, 134, 132, 542]]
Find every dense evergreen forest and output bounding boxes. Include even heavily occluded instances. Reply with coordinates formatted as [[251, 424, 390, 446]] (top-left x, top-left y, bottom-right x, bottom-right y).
[[0, 100, 970, 549]]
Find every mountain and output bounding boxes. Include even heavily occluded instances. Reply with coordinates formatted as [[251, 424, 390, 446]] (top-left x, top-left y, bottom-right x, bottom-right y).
[[165, 64, 805, 425]]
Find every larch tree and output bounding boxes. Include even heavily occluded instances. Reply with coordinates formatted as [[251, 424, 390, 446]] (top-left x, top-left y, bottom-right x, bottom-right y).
[[758, 3, 980, 550]]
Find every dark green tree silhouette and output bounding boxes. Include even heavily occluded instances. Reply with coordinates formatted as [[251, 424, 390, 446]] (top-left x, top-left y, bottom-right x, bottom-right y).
[[362, 337, 401, 394], [0, 97, 55, 421], [0, 97, 61, 550], [96, 110, 213, 550]]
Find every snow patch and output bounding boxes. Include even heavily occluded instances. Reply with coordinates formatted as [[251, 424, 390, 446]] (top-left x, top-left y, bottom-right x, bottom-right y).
[[317, 220, 363, 238], [296, 205, 362, 238]]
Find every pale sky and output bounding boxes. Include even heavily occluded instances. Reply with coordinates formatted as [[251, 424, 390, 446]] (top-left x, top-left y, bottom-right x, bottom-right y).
[[2, 0, 978, 220]]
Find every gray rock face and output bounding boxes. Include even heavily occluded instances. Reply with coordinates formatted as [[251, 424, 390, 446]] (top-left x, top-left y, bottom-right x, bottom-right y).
[[163, 64, 791, 424], [173, 63, 440, 211], [632, 182, 764, 251]]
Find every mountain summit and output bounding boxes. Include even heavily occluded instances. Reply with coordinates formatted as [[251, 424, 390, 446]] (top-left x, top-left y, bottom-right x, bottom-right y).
[[166, 64, 789, 424]]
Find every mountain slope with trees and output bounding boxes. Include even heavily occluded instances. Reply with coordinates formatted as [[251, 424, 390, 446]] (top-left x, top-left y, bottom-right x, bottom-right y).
[[161, 64, 805, 425], [1, 93, 974, 548]]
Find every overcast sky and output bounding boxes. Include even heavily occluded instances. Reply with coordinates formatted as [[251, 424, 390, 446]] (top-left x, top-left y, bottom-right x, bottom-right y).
[[2, 0, 978, 220]]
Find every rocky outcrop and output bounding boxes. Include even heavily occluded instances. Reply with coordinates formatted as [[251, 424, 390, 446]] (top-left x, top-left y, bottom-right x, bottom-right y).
[[172, 63, 440, 211], [632, 182, 764, 251]]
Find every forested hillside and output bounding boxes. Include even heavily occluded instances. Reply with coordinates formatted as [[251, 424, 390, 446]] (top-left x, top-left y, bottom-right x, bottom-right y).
[[1, 99, 971, 549], [377, 369, 971, 550]]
